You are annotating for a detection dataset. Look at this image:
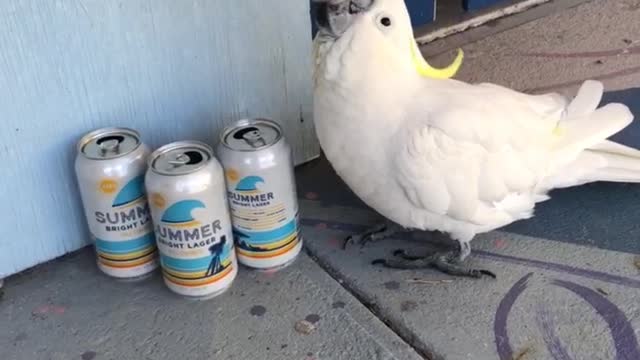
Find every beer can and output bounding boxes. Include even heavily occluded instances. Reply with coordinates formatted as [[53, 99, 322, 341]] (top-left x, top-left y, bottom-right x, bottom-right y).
[[74, 127, 159, 280], [145, 141, 238, 299], [216, 118, 302, 271]]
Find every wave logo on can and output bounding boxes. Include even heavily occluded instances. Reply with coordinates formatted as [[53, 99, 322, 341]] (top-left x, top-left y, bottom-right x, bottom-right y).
[[94, 175, 157, 269], [228, 175, 300, 259], [154, 198, 234, 288]]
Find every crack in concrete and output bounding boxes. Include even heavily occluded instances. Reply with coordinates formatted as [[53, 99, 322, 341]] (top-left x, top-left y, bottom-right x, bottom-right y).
[[302, 246, 442, 360]]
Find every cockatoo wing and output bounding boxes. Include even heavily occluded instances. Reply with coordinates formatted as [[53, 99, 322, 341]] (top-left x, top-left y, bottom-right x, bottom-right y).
[[393, 116, 544, 229], [392, 80, 633, 229]]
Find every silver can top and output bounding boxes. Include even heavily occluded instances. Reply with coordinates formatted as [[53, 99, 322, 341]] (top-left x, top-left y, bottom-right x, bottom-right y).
[[78, 127, 141, 160], [149, 141, 213, 176], [220, 118, 283, 152]]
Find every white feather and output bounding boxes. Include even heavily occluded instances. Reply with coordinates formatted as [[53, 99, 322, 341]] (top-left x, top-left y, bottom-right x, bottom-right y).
[[312, 0, 639, 244]]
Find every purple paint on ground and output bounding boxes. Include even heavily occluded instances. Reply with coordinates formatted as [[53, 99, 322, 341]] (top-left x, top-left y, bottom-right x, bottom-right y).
[[300, 218, 640, 289], [494, 273, 533, 360], [474, 251, 640, 290], [536, 303, 574, 360], [300, 217, 640, 358], [552, 279, 640, 360]]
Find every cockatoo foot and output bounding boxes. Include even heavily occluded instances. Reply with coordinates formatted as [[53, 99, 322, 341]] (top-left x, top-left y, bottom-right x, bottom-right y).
[[372, 248, 496, 279], [343, 221, 403, 249]]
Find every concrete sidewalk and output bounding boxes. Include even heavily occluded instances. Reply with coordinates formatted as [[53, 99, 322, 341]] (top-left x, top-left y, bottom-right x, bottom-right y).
[[0, 249, 422, 360], [424, 0, 640, 95], [297, 193, 640, 360], [3, 1, 640, 359]]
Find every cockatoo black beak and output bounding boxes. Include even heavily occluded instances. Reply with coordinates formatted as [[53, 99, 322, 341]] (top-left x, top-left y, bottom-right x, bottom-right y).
[[312, 0, 374, 37]]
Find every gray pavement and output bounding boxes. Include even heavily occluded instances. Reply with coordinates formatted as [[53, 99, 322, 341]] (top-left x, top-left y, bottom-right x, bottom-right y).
[[424, 0, 640, 95], [3, 1, 640, 360], [299, 200, 640, 360], [0, 249, 422, 360]]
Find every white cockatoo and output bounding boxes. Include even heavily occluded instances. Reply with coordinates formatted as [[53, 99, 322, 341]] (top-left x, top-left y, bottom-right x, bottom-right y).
[[311, 0, 639, 278]]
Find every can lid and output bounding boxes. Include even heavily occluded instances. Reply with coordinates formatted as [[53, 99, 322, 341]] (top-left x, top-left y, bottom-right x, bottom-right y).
[[220, 118, 282, 152], [149, 141, 213, 176], [78, 127, 141, 160]]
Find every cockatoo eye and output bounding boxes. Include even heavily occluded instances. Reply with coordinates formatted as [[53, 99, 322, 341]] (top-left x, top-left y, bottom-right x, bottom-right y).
[[375, 13, 393, 31]]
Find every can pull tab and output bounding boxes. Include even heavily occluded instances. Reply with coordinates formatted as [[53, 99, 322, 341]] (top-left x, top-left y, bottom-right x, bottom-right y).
[[99, 139, 120, 154], [169, 153, 190, 167], [242, 130, 267, 148]]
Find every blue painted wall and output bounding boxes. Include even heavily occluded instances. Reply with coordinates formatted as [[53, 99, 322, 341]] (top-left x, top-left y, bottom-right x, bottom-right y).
[[405, 0, 436, 27], [0, 1, 317, 277], [310, 0, 435, 36], [464, 0, 507, 11]]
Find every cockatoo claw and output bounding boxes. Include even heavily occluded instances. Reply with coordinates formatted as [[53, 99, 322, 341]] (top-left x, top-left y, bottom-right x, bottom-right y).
[[342, 221, 402, 250], [372, 248, 497, 279], [478, 270, 497, 279]]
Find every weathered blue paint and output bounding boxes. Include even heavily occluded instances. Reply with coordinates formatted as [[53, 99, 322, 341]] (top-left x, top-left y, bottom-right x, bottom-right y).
[[405, 0, 436, 27], [464, 0, 508, 11], [0, 1, 317, 277], [309, 0, 435, 37]]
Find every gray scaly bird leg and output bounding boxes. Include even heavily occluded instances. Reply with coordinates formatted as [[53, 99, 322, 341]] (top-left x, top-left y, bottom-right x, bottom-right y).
[[343, 221, 404, 249], [372, 241, 496, 279]]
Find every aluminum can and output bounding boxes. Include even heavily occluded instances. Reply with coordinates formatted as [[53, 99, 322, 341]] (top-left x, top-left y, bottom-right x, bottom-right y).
[[216, 118, 302, 270], [146, 141, 237, 299], [74, 127, 159, 280]]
